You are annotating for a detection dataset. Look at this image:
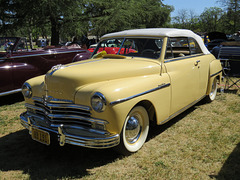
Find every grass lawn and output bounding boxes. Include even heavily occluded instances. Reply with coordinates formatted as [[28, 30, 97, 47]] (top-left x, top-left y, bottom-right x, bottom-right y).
[[0, 90, 239, 180]]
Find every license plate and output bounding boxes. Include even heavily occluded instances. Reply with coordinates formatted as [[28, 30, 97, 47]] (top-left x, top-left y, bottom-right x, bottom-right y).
[[31, 128, 50, 145]]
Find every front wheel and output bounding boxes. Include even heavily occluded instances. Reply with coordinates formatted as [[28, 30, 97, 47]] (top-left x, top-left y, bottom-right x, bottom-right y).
[[205, 77, 218, 103], [115, 106, 149, 155]]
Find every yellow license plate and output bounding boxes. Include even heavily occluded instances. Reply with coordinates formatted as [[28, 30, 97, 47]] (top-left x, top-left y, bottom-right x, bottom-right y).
[[31, 128, 50, 145]]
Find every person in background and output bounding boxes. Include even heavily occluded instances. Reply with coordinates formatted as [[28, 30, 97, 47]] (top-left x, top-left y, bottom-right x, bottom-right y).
[[233, 30, 240, 41]]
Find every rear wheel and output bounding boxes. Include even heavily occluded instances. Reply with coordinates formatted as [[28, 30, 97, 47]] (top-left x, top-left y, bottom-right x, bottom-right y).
[[116, 106, 149, 155], [205, 77, 218, 102]]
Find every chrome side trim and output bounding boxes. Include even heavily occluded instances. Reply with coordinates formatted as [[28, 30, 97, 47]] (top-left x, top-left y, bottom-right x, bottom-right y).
[[6, 50, 85, 59], [210, 70, 222, 77], [5, 52, 54, 59], [164, 54, 204, 63], [0, 88, 22, 97], [110, 83, 170, 105], [160, 95, 206, 125], [54, 50, 86, 54]]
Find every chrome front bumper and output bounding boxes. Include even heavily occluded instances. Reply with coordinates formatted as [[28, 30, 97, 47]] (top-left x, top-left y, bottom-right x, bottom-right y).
[[20, 112, 120, 148]]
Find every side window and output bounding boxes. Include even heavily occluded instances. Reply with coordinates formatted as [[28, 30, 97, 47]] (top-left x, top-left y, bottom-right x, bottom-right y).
[[165, 37, 190, 59], [188, 37, 202, 54], [16, 38, 28, 51]]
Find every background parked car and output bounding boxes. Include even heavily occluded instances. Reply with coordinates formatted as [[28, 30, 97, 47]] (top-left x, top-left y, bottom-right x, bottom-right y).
[[206, 32, 228, 51], [0, 37, 91, 96]]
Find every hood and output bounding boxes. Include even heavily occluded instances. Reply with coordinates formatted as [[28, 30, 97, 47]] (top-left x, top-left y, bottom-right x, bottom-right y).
[[44, 57, 160, 100]]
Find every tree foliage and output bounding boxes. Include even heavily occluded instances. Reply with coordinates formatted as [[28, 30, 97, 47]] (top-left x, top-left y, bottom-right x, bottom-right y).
[[0, 0, 172, 44], [0, 0, 89, 45], [218, 0, 240, 32], [199, 7, 223, 32], [86, 0, 173, 37], [172, 0, 240, 34], [1, 0, 239, 44]]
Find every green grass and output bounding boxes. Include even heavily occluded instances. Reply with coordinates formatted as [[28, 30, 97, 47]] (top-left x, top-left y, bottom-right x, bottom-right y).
[[0, 91, 239, 180]]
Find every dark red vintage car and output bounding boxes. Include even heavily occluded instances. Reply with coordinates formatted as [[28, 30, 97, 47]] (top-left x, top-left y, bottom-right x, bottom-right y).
[[0, 37, 91, 96]]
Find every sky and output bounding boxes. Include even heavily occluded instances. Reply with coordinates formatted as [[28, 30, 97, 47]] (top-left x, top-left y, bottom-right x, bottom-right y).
[[163, 0, 220, 17]]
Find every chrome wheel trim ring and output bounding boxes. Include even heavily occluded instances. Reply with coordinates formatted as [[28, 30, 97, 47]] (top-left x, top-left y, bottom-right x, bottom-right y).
[[125, 115, 142, 144], [210, 78, 217, 100]]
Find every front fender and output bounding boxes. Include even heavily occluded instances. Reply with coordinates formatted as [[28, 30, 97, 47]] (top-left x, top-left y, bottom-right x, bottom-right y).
[[24, 75, 45, 104], [75, 73, 171, 134]]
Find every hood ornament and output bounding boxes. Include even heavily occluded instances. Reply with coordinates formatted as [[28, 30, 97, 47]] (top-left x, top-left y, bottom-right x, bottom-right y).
[[43, 95, 53, 103], [49, 64, 65, 75]]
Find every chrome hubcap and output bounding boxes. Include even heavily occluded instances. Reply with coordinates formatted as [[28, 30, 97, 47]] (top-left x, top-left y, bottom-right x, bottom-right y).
[[125, 116, 141, 144]]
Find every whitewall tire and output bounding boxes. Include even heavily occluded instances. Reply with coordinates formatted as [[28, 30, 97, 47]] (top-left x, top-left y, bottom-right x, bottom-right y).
[[116, 106, 149, 155], [205, 77, 218, 102]]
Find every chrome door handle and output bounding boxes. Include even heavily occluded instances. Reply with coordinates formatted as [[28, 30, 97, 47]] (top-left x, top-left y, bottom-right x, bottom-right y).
[[194, 60, 200, 66]]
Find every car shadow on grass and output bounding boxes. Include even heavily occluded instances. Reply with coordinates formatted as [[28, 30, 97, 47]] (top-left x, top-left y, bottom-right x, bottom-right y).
[[0, 92, 24, 106], [147, 104, 198, 140], [0, 129, 121, 179], [0, 101, 200, 179]]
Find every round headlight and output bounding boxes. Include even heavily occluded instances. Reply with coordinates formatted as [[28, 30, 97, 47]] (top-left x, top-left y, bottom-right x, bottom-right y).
[[91, 92, 106, 112], [22, 82, 32, 98]]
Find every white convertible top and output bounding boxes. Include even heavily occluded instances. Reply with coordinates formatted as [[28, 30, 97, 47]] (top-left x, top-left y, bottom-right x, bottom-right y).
[[101, 28, 210, 54]]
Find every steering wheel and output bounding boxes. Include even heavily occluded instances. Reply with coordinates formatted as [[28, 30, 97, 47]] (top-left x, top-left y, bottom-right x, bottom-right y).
[[141, 49, 155, 54]]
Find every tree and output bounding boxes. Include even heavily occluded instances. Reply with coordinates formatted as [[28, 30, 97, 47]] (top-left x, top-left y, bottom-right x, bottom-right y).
[[0, 0, 88, 45], [35, 0, 88, 45], [0, 0, 173, 44], [199, 7, 223, 32], [172, 9, 189, 29], [171, 9, 200, 31], [132, 0, 173, 28], [87, 0, 173, 36], [218, 0, 240, 32]]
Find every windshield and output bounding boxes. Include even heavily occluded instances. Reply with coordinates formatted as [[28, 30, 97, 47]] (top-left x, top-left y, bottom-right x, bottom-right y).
[[92, 37, 163, 59], [0, 37, 17, 52]]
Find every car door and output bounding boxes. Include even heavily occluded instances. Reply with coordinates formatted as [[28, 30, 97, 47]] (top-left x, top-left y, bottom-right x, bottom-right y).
[[188, 37, 210, 97], [54, 48, 82, 64], [0, 55, 14, 94], [164, 37, 200, 115]]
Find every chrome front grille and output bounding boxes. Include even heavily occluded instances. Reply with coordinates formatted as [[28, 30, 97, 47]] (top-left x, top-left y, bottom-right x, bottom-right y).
[[26, 96, 107, 129]]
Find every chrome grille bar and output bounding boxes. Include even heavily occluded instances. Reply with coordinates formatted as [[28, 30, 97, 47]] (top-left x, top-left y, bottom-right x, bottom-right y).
[[33, 101, 91, 116], [25, 96, 108, 129], [26, 103, 107, 125], [32, 96, 91, 111]]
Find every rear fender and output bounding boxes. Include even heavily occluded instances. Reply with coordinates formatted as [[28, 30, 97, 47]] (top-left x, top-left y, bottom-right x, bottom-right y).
[[206, 59, 222, 95], [72, 50, 91, 62]]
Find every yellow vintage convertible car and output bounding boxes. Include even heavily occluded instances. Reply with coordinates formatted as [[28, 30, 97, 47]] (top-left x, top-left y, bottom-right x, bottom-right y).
[[20, 28, 222, 155]]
